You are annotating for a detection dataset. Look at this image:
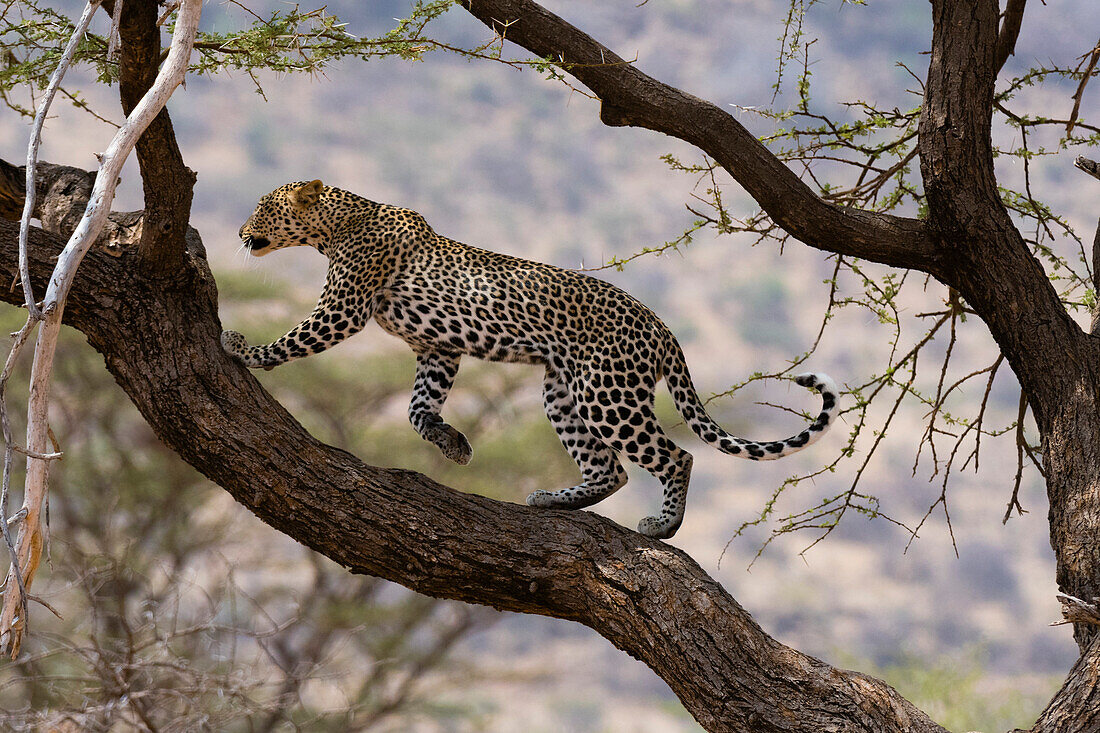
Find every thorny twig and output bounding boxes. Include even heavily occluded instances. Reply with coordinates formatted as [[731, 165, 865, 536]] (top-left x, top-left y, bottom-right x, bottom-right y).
[[1067, 39, 1100, 136]]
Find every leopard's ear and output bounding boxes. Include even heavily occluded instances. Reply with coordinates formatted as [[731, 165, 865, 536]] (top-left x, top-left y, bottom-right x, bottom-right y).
[[288, 179, 324, 210]]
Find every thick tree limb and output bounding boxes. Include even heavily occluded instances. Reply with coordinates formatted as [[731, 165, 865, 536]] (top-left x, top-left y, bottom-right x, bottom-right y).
[[0, 163, 947, 731], [118, 0, 195, 274], [1032, 634, 1100, 730], [995, 0, 1026, 73], [460, 0, 939, 274], [918, 0, 1088, 420], [920, 0, 1100, 653]]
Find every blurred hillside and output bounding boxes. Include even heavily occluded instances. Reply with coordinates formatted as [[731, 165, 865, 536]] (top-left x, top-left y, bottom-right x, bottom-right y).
[[2, 0, 1097, 730]]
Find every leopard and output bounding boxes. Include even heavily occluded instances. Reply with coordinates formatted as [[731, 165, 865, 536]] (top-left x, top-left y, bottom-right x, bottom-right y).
[[221, 180, 840, 539]]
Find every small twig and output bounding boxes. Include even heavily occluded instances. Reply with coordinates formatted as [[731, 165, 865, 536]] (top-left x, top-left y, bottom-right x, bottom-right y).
[[26, 592, 62, 620], [1004, 391, 1031, 523], [8, 446, 62, 461]]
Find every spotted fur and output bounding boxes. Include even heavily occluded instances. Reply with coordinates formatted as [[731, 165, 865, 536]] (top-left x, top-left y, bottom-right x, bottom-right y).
[[222, 181, 840, 539]]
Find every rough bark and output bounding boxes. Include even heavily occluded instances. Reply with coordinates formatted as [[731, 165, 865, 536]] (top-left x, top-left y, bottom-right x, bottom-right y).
[[918, 0, 1100, 656], [117, 0, 194, 273]]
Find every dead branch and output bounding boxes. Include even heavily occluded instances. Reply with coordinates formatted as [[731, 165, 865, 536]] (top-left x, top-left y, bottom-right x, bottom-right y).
[[17, 0, 102, 320], [1053, 594, 1100, 627], [0, 0, 204, 658]]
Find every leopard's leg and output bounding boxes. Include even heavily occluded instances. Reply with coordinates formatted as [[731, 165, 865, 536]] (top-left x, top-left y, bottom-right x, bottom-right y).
[[409, 350, 472, 465], [221, 263, 370, 370], [526, 366, 627, 510], [576, 378, 693, 540]]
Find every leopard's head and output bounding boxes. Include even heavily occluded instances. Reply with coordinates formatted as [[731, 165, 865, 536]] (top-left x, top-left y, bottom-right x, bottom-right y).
[[239, 180, 327, 256]]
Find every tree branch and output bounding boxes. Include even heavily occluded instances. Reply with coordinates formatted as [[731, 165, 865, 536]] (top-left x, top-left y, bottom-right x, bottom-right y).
[[1054, 594, 1100, 628], [0, 161, 947, 731], [918, 0, 1091, 419], [1032, 633, 1100, 730], [995, 0, 1026, 73], [118, 0, 195, 275], [17, 0, 102, 319], [460, 0, 939, 274]]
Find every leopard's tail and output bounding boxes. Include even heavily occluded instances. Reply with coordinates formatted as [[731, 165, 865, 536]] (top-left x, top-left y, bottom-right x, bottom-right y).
[[662, 337, 838, 461]]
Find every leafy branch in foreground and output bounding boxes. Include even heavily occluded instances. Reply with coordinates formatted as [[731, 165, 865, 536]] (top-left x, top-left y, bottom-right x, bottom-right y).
[[1, 1, 515, 115], [1, 0, 600, 118]]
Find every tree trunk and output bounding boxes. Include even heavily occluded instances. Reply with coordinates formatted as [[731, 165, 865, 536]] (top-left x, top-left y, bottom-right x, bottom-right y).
[[918, 0, 1100, 656]]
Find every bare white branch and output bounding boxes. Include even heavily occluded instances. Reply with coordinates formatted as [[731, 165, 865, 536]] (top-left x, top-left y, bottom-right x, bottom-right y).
[[0, 0, 204, 658], [0, 319, 40, 655], [18, 0, 103, 320], [107, 0, 124, 63]]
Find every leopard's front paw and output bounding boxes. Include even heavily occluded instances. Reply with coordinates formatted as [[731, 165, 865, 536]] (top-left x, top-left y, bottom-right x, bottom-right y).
[[220, 330, 249, 361]]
